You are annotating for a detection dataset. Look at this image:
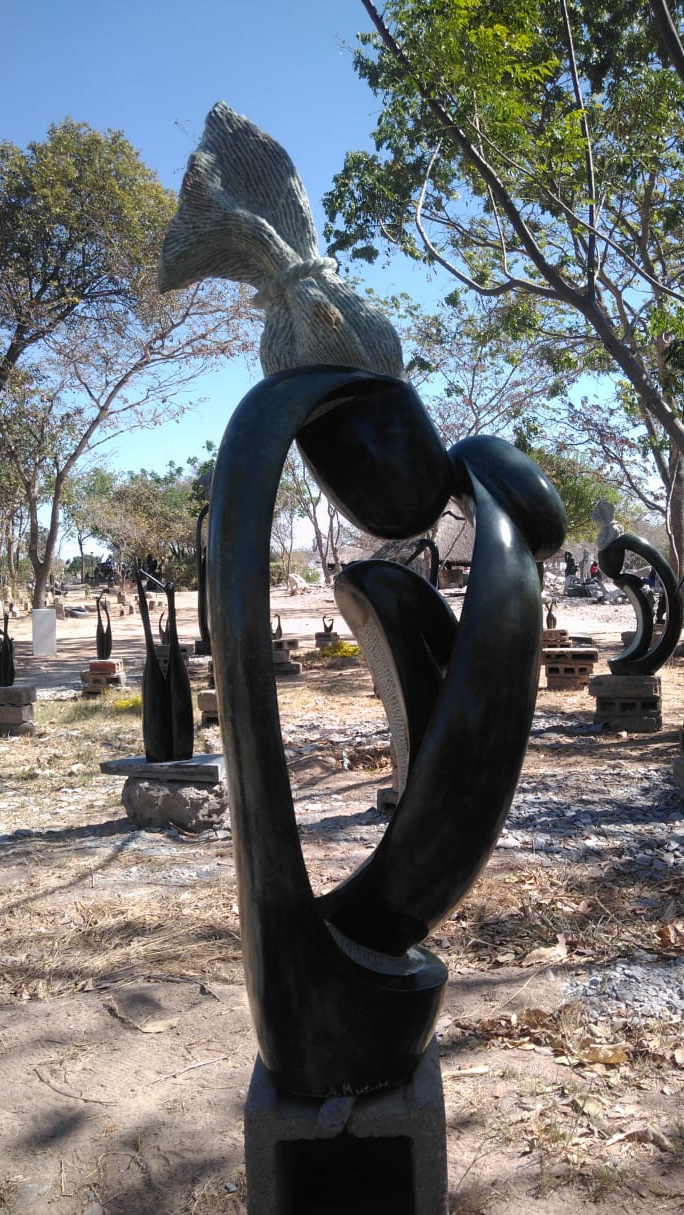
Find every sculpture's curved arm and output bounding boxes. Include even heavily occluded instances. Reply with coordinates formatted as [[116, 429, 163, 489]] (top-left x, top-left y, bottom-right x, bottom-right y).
[[599, 534, 683, 674], [320, 456, 557, 956], [334, 560, 457, 797], [208, 366, 449, 1098]]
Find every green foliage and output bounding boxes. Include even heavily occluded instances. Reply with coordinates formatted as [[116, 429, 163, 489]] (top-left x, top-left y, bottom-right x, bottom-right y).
[[325, 0, 684, 566], [514, 422, 620, 540]]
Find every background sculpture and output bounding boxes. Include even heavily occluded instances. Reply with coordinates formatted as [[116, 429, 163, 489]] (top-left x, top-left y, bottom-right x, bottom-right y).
[[135, 569, 194, 763], [598, 534, 683, 674], [0, 611, 14, 687], [95, 593, 112, 660]]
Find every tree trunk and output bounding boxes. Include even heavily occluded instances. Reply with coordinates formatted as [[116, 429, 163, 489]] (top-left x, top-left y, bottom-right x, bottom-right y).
[[666, 451, 684, 578]]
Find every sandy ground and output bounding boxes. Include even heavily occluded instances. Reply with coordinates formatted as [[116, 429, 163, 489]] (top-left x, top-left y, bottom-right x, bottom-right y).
[[1, 584, 683, 1214]]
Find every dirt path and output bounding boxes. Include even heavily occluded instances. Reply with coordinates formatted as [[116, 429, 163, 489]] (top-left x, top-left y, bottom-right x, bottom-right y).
[[1, 588, 683, 1213]]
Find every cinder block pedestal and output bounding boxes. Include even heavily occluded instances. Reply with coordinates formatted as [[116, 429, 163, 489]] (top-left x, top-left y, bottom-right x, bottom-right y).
[[588, 673, 662, 732], [244, 1038, 447, 1215], [0, 685, 37, 736], [315, 631, 340, 649], [273, 638, 302, 676], [197, 687, 219, 726], [81, 659, 126, 695], [542, 646, 598, 690]]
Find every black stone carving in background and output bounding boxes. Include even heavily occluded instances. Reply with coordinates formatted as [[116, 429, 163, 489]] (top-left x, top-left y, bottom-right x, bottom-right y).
[[208, 366, 566, 1099], [0, 612, 15, 686], [95, 594, 112, 660], [404, 538, 440, 587], [135, 569, 194, 763], [196, 503, 211, 655], [599, 534, 683, 674]]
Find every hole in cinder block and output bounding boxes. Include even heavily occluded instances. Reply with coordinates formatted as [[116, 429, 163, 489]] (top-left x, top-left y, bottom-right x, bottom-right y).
[[276, 1134, 413, 1214]]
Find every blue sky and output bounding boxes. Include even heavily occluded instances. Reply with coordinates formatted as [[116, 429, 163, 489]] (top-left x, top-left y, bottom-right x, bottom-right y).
[[2, 0, 444, 481]]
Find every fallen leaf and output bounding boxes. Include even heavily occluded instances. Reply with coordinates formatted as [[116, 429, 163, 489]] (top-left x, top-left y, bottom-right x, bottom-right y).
[[521, 935, 567, 967], [138, 1017, 179, 1034], [578, 1042, 630, 1066]]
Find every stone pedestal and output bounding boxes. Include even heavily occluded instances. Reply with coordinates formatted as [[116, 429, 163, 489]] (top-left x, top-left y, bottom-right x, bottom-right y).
[[81, 659, 127, 695], [244, 1038, 447, 1215], [542, 627, 569, 647], [588, 673, 662, 732], [542, 645, 598, 690], [273, 638, 302, 676], [154, 643, 193, 674], [32, 608, 57, 656], [100, 753, 228, 832], [0, 685, 37, 736], [197, 687, 219, 726], [315, 631, 340, 649]]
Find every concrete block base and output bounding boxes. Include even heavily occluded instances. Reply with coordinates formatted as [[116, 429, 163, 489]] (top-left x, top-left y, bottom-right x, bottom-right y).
[[244, 1038, 447, 1215], [588, 674, 662, 733], [0, 685, 37, 736], [542, 645, 598, 690]]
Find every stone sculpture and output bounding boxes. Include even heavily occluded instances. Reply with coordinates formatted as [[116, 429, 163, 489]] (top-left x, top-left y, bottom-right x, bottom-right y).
[[598, 534, 683, 674], [135, 569, 194, 763], [158, 106, 566, 1099], [95, 593, 112, 660], [404, 538, 440, 587], [196, 503, 211, 654], [204, 371, 565, 1096], [0, 611, 15, 687]]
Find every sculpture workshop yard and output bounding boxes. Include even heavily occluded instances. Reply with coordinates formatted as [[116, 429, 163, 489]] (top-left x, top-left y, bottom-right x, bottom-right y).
[[1, 588, 683, 1215]]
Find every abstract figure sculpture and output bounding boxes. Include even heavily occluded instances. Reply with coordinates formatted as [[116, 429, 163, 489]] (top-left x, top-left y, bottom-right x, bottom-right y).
[[207, 369, 565, 1096], [95, 593, 112, 661], [0, 612, 14, 687], [135, 569, 194, 763], [158, 104, 566, 1098], [599, 534, 683, 674]]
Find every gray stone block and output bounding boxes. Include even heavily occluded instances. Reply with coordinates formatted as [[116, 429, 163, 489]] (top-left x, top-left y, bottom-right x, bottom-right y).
[[0, 685, 37, 705], [121, 776, 229, 832], [244, 1037, 447, 1214]]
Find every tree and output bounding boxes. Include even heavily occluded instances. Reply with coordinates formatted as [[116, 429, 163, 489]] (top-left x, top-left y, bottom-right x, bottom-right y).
[[325, 1, 684, 566], [61, 467, 117, 582], [88, 464, 200, 583], [0, 121, 257, 604]]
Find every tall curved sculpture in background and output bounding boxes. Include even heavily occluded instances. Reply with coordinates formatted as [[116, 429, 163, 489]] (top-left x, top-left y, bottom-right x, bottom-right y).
[[599, 534, 683, 674], [208, 366, 566, 1097]]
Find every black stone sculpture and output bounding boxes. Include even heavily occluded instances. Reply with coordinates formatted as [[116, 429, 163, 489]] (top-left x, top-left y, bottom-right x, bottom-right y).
[[135, 569, 194, 763], [0, 612, 15, 687], [322, 615, 335, 636], [404, 538, 440, 587], [95, 594, 112, 660], [158, 612, 171, 646], [599, 534, 683, 674], [208, 366, 566, 1099], [196, 503, 211, 655]]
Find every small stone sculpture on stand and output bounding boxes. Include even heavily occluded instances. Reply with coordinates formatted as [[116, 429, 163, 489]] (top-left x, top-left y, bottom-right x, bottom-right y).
[[0, 610, 36, 736], [314, 615, 339, 649], [158, 103, 566, 1215], [589, 532, 683, 733], [81, 595, 125, 695]]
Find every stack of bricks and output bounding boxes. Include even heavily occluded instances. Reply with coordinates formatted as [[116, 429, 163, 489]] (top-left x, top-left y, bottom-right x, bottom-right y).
[[588, 673, 662, 733], [197, 659, 219, 727], [81, 659, 126, 696], [0, 685, 37, 736], [541, 642, 599, 691], [273, 636, 302, 675]]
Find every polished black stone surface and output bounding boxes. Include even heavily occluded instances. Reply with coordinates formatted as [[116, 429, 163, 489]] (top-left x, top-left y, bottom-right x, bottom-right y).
[[135, 571, 194, 763], [599, 534, 683, 674], [208, 365, 566, 1097]]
